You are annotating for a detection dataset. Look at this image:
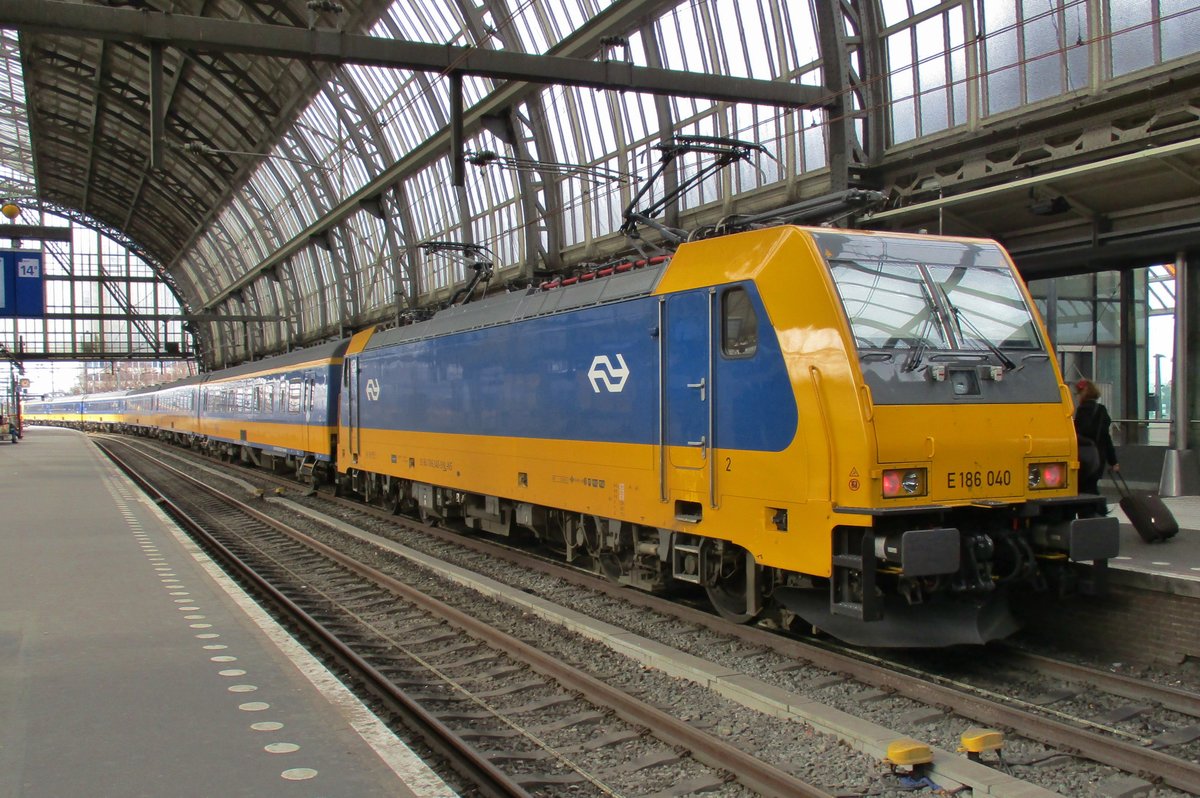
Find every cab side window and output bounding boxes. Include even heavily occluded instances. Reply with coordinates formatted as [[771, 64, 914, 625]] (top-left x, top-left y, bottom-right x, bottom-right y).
[[722, 287, 758, 358]]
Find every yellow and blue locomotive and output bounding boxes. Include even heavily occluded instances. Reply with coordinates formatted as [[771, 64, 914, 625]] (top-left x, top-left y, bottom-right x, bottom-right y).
[[26, 224, 1117, 646], [336, 225, 1117, 646]]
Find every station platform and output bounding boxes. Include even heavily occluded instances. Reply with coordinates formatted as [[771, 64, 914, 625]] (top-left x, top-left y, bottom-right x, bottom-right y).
[[0, 427, 457, 798], [4, 427, 1200, 797], [1104, 488, 1200, 588]]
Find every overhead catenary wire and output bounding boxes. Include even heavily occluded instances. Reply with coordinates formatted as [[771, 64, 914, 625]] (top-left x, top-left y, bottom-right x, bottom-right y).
[[209, 0, 1198, 327]]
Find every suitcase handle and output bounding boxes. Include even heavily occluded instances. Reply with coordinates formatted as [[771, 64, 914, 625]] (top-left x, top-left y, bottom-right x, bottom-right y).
[[1109, 467, 1133, 499]]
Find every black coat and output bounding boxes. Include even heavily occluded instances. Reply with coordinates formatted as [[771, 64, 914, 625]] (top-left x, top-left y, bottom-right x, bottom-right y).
[[1074, 399, 1117, 467]]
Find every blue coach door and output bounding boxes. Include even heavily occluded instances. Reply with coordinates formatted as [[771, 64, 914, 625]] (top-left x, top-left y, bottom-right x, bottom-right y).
[[302, 377, 314, 454], [664, 290, 713, 489], [347, 358, 361, 463]]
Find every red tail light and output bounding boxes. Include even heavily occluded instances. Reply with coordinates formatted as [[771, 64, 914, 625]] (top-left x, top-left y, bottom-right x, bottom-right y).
[[1028, 462, 1067, 490], [1040, 463, 1065, 488]]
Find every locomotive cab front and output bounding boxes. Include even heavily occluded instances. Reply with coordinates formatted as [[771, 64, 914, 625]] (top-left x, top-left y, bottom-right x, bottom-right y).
[[774, 231, 1119, 646]]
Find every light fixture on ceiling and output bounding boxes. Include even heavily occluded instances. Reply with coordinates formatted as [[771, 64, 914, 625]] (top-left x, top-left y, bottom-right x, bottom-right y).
[[599, 35, 632, 64], [1028, 195, 1070, 216], [306, 0, 343, 29]]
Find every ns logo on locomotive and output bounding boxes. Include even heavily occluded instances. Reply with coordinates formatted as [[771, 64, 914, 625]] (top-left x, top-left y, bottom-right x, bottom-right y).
[[25, 138, 1118, 647]]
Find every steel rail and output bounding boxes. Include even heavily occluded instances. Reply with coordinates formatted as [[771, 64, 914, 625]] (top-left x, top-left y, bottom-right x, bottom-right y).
[[485, 541, 1200, 794], [307, 490, 1200, 794], [997, 646, 1200, 718], [100, 437, 835, 798], [104, 434, 1200, 793], [96, 439, 532, 798]]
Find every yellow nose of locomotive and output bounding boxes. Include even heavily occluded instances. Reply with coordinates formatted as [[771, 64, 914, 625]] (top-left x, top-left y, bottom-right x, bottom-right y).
[[871, 403, 1074, 505]]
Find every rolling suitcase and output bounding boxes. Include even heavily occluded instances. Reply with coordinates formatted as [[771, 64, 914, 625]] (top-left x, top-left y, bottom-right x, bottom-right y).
[[1112, 471, 1178, 543]]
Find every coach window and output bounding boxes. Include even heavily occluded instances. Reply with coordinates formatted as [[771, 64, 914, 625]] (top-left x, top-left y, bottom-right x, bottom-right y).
[[287, 378, 303, 413], [722, 287, 758, 358]]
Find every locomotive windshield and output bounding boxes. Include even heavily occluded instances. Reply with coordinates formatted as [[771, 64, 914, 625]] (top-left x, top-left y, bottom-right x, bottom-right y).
[[825, 245, 1042, 355]]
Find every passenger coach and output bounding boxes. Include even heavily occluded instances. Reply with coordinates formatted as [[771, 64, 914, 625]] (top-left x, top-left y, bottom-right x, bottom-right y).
[[22, 395, 84, 427], [196, 340, 348, 480]]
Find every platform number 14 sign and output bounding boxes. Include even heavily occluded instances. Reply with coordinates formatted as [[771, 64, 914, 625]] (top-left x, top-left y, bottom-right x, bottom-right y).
[[17, 258, 40, 278], [2, 250, 46, 317]]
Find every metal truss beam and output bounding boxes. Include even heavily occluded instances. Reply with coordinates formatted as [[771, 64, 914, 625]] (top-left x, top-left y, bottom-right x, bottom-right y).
[[869, 61, 1200, 206], [79, 40, 106, 212], [0, 225, 72, 241], [1, 0, 824, 109], [15, 351, 194, 363], [867, 138, 1200, 223]]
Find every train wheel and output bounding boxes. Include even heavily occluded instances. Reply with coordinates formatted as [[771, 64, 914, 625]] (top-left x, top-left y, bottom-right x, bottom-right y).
[[382, 477, 404, 515], [703, 542, 763, 624]]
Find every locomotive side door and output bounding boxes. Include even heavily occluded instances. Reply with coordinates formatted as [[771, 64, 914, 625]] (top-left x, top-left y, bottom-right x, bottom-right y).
[[662, 290, 713, 506], [346, 357, 361, 463]]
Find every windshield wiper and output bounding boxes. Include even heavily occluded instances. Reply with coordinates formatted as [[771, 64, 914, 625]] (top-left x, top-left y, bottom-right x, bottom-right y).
[[902, 321, 934, 372], [902, 281, 940, 373], [941, 298, 1017, 371]]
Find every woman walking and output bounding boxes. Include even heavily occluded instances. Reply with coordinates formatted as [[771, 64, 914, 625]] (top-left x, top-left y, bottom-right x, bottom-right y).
[[1073, 378, 1119, 497]]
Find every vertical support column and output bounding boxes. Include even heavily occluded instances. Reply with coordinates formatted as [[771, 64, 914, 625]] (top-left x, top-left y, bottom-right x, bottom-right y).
[[813, 0, 883, 194], [241, 320, 251, 362], [450, 72, 464, 188], [1119, 268, 1139, 444], [963, 0, 982, 131], [856, 0, 887, 167], [640, 23, 679, 231], [1175, 251, 1189, 449], [390, 183, 421, 310], [1088, 0, 1105, 90], [279, 260, 300, 349], [448, 73, 474, 253], [510, 98, 564, 273], [814, 0, 849, 192], [1161, 250, 1200, 495]]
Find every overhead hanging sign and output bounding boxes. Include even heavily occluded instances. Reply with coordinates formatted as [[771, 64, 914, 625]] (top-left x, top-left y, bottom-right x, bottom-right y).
[[0, 250, 44, 317]]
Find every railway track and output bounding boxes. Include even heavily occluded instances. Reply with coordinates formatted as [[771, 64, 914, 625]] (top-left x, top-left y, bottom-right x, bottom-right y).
[[287, 465, 1200, 793], [95, 436, 837, 798], [999, 647, 1200, 721], [879, 642, 1200, 740], [100, 433, 1200, 795]]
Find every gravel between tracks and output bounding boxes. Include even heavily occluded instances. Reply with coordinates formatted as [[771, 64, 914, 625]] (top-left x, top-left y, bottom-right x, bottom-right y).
[[125, 440, 1197, 797]]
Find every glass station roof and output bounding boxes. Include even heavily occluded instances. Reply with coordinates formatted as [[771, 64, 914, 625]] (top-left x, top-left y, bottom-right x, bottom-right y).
[[1, 0, 1198, 366]]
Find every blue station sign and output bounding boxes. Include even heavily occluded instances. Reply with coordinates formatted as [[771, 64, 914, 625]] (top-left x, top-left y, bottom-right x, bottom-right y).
[[0, 250, 45, 317]]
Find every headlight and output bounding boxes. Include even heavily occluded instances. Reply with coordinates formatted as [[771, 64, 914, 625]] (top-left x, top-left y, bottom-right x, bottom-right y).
[[882, 468, 927, 498], [1028, 462, 1067, 490]]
